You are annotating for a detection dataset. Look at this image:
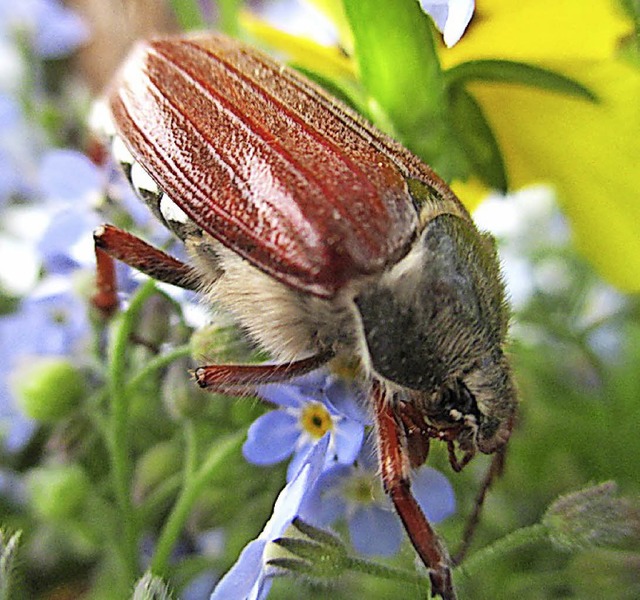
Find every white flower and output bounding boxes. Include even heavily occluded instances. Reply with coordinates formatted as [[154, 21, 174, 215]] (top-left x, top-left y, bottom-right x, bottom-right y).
[[419, 0, 475, 47]]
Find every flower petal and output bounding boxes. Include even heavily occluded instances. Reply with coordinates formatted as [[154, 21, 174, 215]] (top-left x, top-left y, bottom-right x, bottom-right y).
[[243, 411, 299, 465], [212, 436, 329, 600], [323, 378, 370, 424], [441, 0, 629, 65], [299, 464, 351, 526], [412, 467, 456, 523], [442, 0, 640, 291], [420, 0, 475, 47], [257, 382, 310, 409], [209, 539, 266, 600], [285, 441, 313, 481], [39, 149, 102, 205], [333, 417, 364, 465], [262, 434, 330, 539], [349, 505, 403, 557]]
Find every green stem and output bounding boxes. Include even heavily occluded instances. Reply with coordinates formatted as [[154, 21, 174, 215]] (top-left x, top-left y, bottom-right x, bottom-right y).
[[136, 474, 183, 524], [150, 431, 244, 575], [107, 279, 158, 581], [124, 344, 192, 395], [344, 555, 427, 585], [183, 419, 199, 480], [457, 523, 549, 578]]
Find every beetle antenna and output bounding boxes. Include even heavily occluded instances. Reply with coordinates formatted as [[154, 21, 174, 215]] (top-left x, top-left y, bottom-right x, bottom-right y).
[[453, 443, 507, 565]]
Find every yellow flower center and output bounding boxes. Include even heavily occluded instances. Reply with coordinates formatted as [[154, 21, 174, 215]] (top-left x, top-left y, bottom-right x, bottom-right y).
[[343, 471, 385, 506], [300, 402, 333, 439]]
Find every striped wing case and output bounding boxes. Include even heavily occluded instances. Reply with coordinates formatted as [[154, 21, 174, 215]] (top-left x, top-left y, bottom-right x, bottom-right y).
[[108, 34, 427, 297]]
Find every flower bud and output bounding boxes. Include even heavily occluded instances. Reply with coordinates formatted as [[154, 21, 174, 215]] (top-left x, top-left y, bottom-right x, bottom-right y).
[[543, 481, 639, 552], [131, 572, 174, 600], [27, 464, 90, 521], [12, 357, 86, 422], [134, 294, 175, 349], [161, 359, 208, 420], [133, 441, 182, 504], [190, 322, 261, 364]]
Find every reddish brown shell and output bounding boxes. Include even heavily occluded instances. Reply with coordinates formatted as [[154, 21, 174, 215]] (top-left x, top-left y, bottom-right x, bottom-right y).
[[109, 34, 439, 298]]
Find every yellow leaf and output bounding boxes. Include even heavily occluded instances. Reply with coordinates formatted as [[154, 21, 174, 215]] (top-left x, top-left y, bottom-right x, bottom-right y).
[[239, 9, 355, 82], [444, 0, 640, 291], [444, 0, 629, 65]]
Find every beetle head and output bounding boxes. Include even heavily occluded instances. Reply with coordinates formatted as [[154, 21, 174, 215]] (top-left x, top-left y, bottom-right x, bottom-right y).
[[355, 208, 516, 455]]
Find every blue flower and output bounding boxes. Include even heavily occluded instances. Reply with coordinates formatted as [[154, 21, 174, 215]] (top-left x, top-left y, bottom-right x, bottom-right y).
[[36, 149, 103, 272], [0, 277, 90, 451], [0, 93, 44, 206], [35, 149, 149, 294], [300, 438, 456, 558], [243, 370, 369, 480], [0, 0, 89, 59], [211, 435, 330, 600]]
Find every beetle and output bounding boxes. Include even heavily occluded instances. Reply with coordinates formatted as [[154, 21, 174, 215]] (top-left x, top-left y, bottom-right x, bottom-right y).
[[92, 33, 517, 600]]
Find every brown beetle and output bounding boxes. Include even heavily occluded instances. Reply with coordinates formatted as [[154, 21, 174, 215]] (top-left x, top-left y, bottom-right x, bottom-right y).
[[92, 34, 517, 599]]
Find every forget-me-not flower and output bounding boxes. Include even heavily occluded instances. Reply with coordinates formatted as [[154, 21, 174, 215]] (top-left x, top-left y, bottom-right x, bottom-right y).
[[243, 370, 369, 480], [300, 437, 456, 558], [211, 435, 330, 600]]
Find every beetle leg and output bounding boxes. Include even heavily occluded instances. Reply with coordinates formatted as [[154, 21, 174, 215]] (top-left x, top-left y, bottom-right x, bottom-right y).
[[446, 440, 474, 473], [195, 349, 334, 392], [373, 382, 456, 600], [94, 224, 201, 295], [93, 244, 120, 317], [397, 400, 433, 469]]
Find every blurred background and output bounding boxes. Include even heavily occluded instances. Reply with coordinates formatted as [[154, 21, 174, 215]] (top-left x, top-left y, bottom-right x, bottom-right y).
[[0, 1, 639, 599]]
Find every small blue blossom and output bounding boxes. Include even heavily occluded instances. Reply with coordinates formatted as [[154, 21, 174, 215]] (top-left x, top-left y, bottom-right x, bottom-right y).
[[300, 438, 456, 558], [243, 370, 369, 480], [211, 435, 330, 600], [0, 276, 91, 451], [0, 93, 45, 205], [36, 149, 103, 272], [419, 0, 475, 47], [0, 0, 89, 59], [34, 149, 148, 294]]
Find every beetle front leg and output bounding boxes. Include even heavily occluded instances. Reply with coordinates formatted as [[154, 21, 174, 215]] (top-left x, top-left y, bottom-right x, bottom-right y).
[[373, 382, 456, 600], [92, 224, 202, 317], [93, 244, 119, 317], [195, 349, 334, 392]]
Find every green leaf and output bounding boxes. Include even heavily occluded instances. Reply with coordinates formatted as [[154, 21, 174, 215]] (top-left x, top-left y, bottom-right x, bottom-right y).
[[341, 0, 447, 141], [448, 87, 508, 191], [445, 60, 598, 102], [168, 0, 207, 31]]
